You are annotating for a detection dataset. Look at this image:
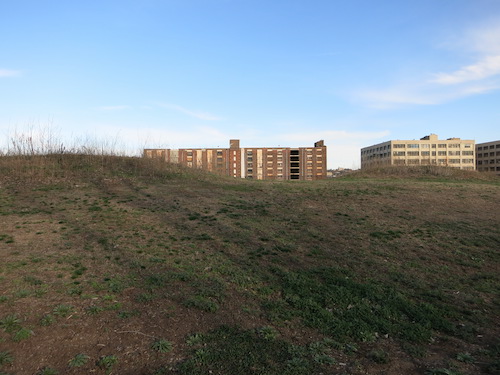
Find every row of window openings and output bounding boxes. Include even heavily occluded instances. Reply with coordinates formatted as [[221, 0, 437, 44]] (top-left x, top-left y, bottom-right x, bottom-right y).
[[478, 160, 500, 165], [391, 151, 474, 156], [187, 149, 323, 157], [247, 166, 322, 172], [392, 143, 470, 149], [478, 167, 500, 171], [477, 152, 500, 157], [364, 143, 474, 154], [477, 145, 500, 150], [394, 159, 473, 165]]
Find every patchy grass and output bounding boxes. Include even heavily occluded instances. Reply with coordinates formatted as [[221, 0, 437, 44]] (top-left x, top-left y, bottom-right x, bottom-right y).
[[0, 154, 498, 374], [177, 325, 329, 375]]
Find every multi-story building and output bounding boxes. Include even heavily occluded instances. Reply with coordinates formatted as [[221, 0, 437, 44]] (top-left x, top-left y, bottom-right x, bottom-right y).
[[361, 134, 475, 170], [144, 139, 327, 180], [476, 140, 500, 174]]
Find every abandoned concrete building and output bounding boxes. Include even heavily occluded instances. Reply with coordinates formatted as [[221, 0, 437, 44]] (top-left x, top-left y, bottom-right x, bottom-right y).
[[144, 139, 327, 180], [476, 140, 500, 175], [361, 134, 475, 170]]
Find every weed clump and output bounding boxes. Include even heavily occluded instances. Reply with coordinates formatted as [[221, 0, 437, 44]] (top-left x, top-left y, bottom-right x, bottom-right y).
[[151, 339, 173, 353], [184, 296, 219, 313], [97, 355, 118, 374], [0, 351, 14, 366], [68, 353, 89, 368]]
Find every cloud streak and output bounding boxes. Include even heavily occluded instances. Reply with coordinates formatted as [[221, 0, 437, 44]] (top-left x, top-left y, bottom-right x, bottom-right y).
[[0, 69, 21, 77], [354, 22, 500, 108], [158, 103, 223, 121], [431, 55, 500, 85], [97, 105, 130, 111]]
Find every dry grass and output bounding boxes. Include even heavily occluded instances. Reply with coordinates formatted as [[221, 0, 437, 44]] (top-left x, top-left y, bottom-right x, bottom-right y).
[[351, 165, 499, 181]]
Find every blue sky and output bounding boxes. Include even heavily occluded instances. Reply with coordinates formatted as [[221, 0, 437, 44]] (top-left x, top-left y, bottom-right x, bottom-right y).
[[1, 0, 500, 168]]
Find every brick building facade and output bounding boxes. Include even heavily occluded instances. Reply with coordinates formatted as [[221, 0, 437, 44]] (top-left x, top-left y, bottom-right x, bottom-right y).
[[144, 139, 327, 180]]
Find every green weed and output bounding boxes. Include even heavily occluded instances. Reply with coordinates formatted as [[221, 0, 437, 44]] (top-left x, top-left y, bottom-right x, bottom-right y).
[[37, 367, 58, 375], [86, 306, 104, 315], [68, 353, 89, 368], [0, 234, 14, 244], [455, 352, 474, 363], [425, 369, 462, 375], [151, 339, 173, 353], [369, 230, 402, 240], [40, 314, 55, 326], [53, 304, 74, 317], [13, 327, 34, 342], [184, 296, 219, 312], [313, 353, 336, 365], [0, 351, 13, 366], [97, 355, 118, 374], [186, 333, 204, 346], [368, 349, 389, 364], [23, 275, 42, 285], [256, 326, 279, 340], [0, 315, 21, 333], [117, 310, 140, 319]]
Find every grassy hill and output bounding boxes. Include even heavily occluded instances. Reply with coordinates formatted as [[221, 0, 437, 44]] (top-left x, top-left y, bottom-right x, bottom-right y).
[[0, 155, 499, 375]]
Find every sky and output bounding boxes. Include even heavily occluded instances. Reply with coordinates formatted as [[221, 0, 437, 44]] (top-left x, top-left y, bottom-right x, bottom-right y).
[[1, 0, 500, 169]]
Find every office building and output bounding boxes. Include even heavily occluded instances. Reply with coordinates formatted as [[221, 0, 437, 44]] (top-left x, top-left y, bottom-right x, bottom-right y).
[[361, 134, 475, 170], [476, 140, 500, 174]]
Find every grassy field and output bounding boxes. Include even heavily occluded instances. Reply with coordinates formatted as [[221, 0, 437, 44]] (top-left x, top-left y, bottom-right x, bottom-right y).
[[0, 154, 499, 375]]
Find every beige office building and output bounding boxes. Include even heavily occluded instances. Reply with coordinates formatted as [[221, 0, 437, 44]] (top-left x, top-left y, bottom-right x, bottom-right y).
[[476, 140, 500, 174], [144, 139, 327, 180], [361, 134, 475, 170]]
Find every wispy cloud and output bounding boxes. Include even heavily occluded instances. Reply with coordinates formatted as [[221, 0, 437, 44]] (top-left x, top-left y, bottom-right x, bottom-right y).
[[158, 103, 223, 121], [357, 80, 500, 109], [87, 124, 230, 151], [0, 69, 21, 77], [354, 21, 500, 108], [97, 105, 130, 111], [279, 130, 390, 144], [431, 55, 500, 85]]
